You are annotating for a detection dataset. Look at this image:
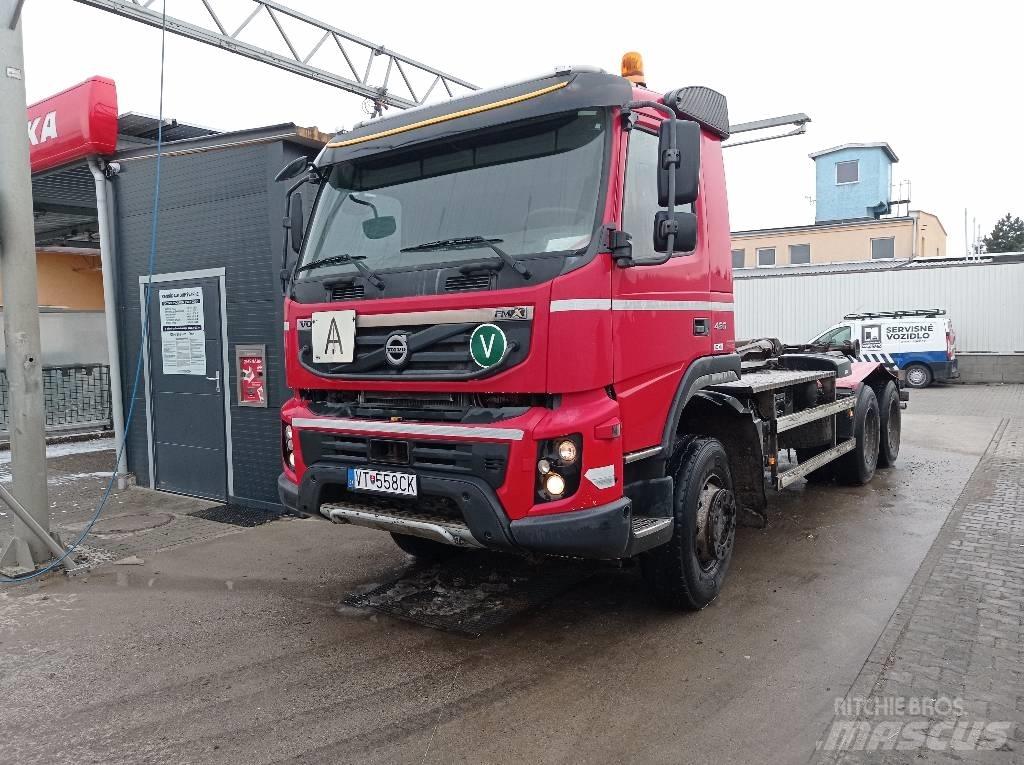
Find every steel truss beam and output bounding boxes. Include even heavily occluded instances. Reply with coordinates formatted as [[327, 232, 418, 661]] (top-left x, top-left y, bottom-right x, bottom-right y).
[[73, 0, 478, 111]]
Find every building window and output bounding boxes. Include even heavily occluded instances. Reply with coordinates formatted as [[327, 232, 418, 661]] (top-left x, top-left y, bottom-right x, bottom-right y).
[[789, 243, 811, 264], [756, 247, 776, 267], [836, 159, 859, 184], [871, 237, 895, 259], [731, 249, 745, 269]]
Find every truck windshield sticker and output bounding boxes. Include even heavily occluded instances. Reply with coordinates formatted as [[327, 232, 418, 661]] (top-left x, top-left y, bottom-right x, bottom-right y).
[[470, 324, 507, 368]]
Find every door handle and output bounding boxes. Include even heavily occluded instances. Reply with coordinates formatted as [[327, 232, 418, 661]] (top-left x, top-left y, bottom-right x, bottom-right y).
[[206, 370, 221, 393]]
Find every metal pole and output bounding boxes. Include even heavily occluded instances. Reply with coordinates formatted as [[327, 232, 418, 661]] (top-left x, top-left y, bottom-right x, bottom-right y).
[[87, 158, 128, 488], [0, 3, 53, 570], [0, 482, 76, 572]]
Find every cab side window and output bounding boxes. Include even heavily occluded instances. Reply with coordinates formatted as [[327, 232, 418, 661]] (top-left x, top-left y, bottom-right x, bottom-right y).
[[816, 326, 852, 345], [622, 128, 693, 260]]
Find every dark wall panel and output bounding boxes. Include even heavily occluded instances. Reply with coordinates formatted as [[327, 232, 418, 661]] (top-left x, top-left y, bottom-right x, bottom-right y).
[[114, 140, 313, 508]]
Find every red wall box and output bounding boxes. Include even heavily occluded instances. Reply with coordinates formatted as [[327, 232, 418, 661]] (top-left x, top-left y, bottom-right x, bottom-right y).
[[28, 76, 118, 173]]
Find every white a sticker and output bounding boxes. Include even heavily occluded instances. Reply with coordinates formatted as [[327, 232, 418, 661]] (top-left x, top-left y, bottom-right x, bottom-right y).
[[584, 465, 616, 490], [311, 310, 356, 363]]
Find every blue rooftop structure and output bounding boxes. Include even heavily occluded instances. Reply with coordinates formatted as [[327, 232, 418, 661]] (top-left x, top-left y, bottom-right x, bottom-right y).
[[810, 142, 898, 223]]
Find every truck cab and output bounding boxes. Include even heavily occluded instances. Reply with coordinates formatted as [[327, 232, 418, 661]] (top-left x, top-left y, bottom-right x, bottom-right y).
[[276, 64, 901, 610]]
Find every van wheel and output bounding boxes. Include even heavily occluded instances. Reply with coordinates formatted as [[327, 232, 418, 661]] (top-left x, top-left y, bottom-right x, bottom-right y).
[[904, 363, 932, 389], [641, 437, 736, 611], [876, 381, 901, 467], [391, 533, 462, 562], [836, 385, 880, 485]]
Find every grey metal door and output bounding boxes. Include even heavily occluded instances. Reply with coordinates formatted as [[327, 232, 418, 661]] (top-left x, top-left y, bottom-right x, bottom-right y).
[[147, 277, 227, 499]]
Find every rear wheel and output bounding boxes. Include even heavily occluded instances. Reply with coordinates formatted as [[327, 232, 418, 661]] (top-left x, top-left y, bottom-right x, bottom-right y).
[[641, 437, 736, 611], [391, 533, 463, 562], [904, 363, 932, 389], [836, 385, 880, 485], [876, 381, 901, 467]]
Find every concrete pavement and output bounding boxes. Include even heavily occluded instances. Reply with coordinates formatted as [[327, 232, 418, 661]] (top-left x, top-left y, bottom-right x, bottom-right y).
[[0, 385, 1020, 764]]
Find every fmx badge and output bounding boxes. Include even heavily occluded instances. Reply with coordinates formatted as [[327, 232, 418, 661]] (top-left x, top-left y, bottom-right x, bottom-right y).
[[470, 324, 508, 368]]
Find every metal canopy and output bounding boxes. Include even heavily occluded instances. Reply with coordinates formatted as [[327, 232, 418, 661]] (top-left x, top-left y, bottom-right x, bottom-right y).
[[74, 0, 479, 112], [32, 164, 99, 248]]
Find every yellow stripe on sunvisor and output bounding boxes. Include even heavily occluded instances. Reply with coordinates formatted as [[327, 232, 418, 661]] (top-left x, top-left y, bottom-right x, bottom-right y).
[[325, 80, 570, 149]]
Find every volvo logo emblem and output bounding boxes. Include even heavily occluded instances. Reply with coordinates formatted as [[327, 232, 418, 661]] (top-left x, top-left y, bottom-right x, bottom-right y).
[[384, 332, 409, 367]]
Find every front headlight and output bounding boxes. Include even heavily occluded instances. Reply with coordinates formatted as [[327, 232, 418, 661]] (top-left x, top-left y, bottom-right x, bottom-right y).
[[536, 434, 582, 502]]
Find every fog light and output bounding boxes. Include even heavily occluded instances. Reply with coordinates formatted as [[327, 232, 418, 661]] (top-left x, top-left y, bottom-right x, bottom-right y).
[[544, 472, 566, 496], [287, 451, 295, 469], [557, 439, 578, 464], [537, 458, 552, 475]]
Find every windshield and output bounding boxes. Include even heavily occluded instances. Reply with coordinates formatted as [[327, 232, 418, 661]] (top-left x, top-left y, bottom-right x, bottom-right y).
[[298, 109, 607, 278]]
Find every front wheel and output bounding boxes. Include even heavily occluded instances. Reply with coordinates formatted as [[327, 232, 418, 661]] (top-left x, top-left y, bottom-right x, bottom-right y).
[[903, 363, 932, 389], [641, 437, 736, 611]]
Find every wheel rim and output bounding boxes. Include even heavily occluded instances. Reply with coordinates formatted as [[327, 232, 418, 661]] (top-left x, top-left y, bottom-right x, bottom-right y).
[[694, 477, 736, 571], [864, 407, 880, 471], [907, 367, 927, 386], [886, 397, 901, 456]]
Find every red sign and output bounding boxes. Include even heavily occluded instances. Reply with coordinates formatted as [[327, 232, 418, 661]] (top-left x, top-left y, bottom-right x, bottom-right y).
[[239, 354, 266, 405], [28, 76, 118, 173]]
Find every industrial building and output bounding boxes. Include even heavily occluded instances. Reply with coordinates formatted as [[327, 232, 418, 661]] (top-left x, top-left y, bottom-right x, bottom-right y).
[[731, 142, 947, 268]]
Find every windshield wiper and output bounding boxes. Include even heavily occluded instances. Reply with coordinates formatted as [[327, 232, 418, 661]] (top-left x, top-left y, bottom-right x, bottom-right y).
[[400, 236, 531, 280], [295, 253, 385, 290]]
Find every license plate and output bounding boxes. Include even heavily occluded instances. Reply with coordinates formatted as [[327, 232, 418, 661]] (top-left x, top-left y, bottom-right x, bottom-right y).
[[348, 467, 418, 496], [311, 310, 356, 363]]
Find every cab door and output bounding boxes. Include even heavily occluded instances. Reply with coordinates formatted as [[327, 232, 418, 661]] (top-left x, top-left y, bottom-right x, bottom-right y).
[[611, 119, 711, 454]]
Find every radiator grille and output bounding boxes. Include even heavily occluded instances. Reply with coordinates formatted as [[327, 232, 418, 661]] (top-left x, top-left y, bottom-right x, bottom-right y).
[[330, 283, 365, 301], [445, 273, 492, 292]]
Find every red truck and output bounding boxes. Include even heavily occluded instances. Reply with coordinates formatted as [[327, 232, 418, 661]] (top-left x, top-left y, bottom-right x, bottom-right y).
[[275, 61, 904, 610]]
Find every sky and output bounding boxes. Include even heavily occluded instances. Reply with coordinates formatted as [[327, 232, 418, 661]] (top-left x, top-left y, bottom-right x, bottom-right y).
[[19, 0, 1023, 254]]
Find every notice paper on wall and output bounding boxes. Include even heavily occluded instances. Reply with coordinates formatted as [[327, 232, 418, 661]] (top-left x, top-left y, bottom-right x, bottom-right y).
[[159, 287, 206, 375]]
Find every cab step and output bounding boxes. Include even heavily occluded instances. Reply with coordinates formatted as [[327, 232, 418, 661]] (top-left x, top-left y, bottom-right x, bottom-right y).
[[627, 515, 674, 555]]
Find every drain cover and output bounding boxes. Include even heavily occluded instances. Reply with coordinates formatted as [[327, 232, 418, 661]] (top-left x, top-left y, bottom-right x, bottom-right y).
[[187, 504, 280, 527], [343, 552, 597, 637], [88, 512, 175, 536]]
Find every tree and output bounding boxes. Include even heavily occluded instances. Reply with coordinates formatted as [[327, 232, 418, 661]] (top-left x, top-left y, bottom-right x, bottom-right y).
[[982, 213, 1024, 253]]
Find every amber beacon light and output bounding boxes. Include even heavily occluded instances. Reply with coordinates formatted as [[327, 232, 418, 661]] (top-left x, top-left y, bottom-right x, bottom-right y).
[[621, 51, 646, 86]]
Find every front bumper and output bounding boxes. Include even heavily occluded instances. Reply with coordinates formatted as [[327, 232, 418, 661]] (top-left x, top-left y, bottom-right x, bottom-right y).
[[279, 464, 640, 559]]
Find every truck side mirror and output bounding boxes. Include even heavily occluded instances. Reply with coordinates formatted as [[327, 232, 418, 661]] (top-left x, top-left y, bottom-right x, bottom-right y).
[[289, 192, 304, 253], [657, 120, 701, 206], [275, 156, 309, 182], [653, 211, 697, 254]]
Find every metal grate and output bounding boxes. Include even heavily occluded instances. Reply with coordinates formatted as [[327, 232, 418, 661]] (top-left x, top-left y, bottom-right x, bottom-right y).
[[445, 273, 492, 292], [0, 364, 111, 433], [330, 283, 365, 301], [187, 504, 281, 527]]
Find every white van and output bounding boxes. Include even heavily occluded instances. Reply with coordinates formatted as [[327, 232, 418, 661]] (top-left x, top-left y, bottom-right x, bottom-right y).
[[810, 309, 959, 388]]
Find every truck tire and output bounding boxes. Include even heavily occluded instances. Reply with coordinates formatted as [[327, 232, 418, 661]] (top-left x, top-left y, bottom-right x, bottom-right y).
[[836, 385, 880, 485], [876, 380, 901, 467], [641, 437, 736, 611], [903, 363, 932, 389], [391, 533, 462, 562]]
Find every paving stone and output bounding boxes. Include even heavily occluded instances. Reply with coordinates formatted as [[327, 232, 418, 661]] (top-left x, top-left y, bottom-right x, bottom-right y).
[[812, 417, 1024, 763]]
